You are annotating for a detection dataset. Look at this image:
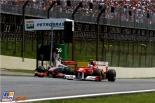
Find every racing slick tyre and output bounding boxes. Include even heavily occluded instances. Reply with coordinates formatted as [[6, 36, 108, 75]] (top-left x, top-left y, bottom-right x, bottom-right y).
[[34, 73, 37, 76], [76, 72, 81, 80], [76, 72, 84, 80], [93, 69, 102, 81], [106, 69, 116, 82], [47, 72, 53, 78]]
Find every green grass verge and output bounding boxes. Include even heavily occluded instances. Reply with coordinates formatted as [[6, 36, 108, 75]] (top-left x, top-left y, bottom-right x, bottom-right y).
[[33, 92, 155, 103], [1, 40, 36, 59]]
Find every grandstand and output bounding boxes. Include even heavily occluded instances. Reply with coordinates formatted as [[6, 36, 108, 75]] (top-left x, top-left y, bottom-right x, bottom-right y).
[[1, 0, 155, 67], [1, 0, 155, 26]]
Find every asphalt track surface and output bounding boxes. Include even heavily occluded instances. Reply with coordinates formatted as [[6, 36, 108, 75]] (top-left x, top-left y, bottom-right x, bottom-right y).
[[1, 76, 155, 100]]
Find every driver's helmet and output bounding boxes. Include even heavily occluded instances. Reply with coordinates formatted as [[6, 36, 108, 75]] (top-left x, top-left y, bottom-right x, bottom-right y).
[[92, 61, 96, 66], [89, 59, 96, 66]]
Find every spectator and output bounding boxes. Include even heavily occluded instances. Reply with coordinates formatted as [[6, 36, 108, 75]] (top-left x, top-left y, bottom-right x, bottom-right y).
[[1, 0, 154, 24]]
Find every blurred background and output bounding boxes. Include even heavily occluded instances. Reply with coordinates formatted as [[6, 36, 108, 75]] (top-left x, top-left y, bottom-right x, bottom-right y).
[[0, 0, 155, 67]]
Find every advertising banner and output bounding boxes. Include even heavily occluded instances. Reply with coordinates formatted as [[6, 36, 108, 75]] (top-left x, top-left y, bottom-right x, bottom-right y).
[[25, 18, 74, 31]]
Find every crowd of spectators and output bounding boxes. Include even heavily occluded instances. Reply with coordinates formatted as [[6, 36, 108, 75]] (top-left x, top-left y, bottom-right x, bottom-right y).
[[1, 0, 155, 24]]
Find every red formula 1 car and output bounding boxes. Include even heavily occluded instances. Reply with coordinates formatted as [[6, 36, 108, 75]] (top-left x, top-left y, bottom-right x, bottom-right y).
[[75, 61, 116, 82]]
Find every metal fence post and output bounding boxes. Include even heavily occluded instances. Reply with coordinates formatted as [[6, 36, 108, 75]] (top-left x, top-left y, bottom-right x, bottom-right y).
[[21, 0, 29, 62], [71, 1, 83, 60]]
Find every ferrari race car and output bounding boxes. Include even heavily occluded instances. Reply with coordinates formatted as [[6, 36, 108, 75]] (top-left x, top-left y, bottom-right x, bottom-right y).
[[34, 60, 116, 82], [74, 61, 116, 81]]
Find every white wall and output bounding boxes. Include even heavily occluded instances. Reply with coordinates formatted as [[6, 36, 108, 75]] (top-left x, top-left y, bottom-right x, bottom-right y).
[[1, 55, 155, 78]]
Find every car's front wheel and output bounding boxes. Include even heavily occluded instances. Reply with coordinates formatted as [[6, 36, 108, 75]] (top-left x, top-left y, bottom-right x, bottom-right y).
[[106, 69, 116, 82]]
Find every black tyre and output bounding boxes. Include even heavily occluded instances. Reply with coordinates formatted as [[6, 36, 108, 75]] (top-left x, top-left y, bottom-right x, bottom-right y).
[[93, 69, 102, 81], [47, 72, 53, 78], [106, 69, 116, 82], [76, 72, 83, 80], [34, 73, 37, 76]]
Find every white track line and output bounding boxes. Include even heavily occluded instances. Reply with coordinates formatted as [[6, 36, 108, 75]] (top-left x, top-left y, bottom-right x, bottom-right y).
[[10, 89, 155, 103]]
